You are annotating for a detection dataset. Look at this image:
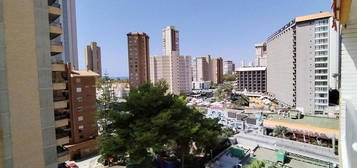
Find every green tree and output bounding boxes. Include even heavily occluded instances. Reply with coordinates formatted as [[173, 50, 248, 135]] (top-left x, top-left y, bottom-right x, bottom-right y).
[[97, 81, 223, 167], [273, 126, 288, 138], [214, 83, 234, 101], [233, 95, 249, 107], [96, 75, 120, 134], [223, 74, 236, 81], [244, 160, 265, 168]]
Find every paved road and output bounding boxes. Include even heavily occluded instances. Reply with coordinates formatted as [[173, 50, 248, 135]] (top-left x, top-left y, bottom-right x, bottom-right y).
[[234, 133, 339, 164]]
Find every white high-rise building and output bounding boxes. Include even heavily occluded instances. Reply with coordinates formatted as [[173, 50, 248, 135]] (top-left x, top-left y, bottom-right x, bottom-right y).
[[150, 26, 192, 94], [255, 42, 267, 67], [267, 12, 339, 115]]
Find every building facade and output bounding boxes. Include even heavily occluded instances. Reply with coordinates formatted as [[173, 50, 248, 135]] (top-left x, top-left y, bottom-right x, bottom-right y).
[[150, 26, 192, 94], [192, 56, 211, 81], [267, 12, 339, 115], [85, 42, 102, 76], [0, 0, 81, 166], [255, 42, 267, 67], [223, 60, 235, 75], [0, 0, 59, 167], [127, 32, 150, 88], [68, 70, 99, 160], [62, 0, 79, 69], [236, 67, 267, 93], [210, 57, 224, 84]]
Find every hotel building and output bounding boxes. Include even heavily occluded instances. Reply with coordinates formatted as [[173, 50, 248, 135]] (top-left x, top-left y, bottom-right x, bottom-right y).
[[266, 12, 339, 115]]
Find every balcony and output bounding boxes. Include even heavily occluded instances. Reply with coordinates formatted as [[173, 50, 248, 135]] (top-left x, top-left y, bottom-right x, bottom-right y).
[[49, 24, 62, 40], [56, 136, 69, 146], [54, 100, 68, 109], [48, 4, 61, 23], [52, 64, 66, 71], [50, 42, 64, 56], [55, 118, 69, 128], [55, 111, 69, 121], [53, 82, 66, 90]]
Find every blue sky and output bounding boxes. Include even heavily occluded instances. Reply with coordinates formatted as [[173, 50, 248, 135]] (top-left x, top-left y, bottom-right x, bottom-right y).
[[76, 0, 330, 77]]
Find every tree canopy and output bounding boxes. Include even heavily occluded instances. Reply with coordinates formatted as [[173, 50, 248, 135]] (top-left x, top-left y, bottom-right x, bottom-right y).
[[223, 74, 236, 81], [97, 80, 223, 167]]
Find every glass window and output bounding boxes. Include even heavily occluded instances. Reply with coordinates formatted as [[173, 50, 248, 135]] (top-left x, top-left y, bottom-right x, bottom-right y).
[[78, 116, 84, 121]]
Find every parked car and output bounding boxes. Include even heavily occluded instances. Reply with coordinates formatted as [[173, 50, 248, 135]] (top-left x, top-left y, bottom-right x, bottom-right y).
[[64, 161, 79, 168]]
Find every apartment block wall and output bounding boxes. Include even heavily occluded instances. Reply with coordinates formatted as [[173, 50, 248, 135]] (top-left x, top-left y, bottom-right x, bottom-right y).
[[68, 73, 98, 160], [0, 0, 57, 167], [127, 33, 150, 88], [267, 25, 295, 106], [178, 56, 192, 93], [296, 21, 316, 114], [210, 58, 223, 84]]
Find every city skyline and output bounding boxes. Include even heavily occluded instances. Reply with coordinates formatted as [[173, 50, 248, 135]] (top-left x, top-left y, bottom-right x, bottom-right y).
[[75, 0, 330, 77]]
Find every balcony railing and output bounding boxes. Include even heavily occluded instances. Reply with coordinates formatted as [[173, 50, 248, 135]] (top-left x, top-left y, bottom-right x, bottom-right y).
[[56, 130, 70, 139], [55, 112, 69, 121]]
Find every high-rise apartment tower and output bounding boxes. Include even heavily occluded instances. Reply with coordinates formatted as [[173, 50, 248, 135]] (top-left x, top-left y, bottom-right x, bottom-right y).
[[127, 32, 150, 88]]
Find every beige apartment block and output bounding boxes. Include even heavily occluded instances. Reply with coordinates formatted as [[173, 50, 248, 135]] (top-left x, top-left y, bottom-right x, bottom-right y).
[[127, 32, 150, 88], [85, 42, 102, 76], [0, 0, 58, 167], [210, 57, 224, 84], [150, 26, 192, 94]]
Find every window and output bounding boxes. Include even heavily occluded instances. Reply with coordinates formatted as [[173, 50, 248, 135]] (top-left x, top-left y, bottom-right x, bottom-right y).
[[77, 97, 83, 102], [76, 87, 82, 93], [79, 125, 84, 130], [78, 116, 84, 121], [80, 135, 84, 139], [77, 106, 83, 112]]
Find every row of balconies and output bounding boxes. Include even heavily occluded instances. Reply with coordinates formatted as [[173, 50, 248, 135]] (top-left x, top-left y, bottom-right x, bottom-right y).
[[48, 0, 69, 164]]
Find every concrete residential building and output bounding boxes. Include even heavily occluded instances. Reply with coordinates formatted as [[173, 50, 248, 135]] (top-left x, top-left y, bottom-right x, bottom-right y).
[[192, 55, 223, 86], [0, 0, 59, 167], [192, 56, 211, 81], [255, 42, 267, 67], [150, 26, 192, 94], [85, 42, 102, 76], [223, 60, 235, 75], [236, 67, 267, 93], [68, 70, 99, 160], [0, 0, 79, 166], [333, 0, 357, 167], [210, 57, 224, 84], [127, 32, 150, 88], [266, 12, 339, 115]]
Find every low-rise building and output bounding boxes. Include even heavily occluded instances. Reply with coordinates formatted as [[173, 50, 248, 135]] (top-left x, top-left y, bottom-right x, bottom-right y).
[[192, 81, 211, 90], [67, 69, 99, 160], [236, 67, 267, 93]]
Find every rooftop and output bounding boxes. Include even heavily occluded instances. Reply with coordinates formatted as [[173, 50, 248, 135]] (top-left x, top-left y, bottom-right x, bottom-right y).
[[295, 12, 331, 22], [236, 66, 266, 71], [71, 70, 99, 77], [266, 114, 339, 130]]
